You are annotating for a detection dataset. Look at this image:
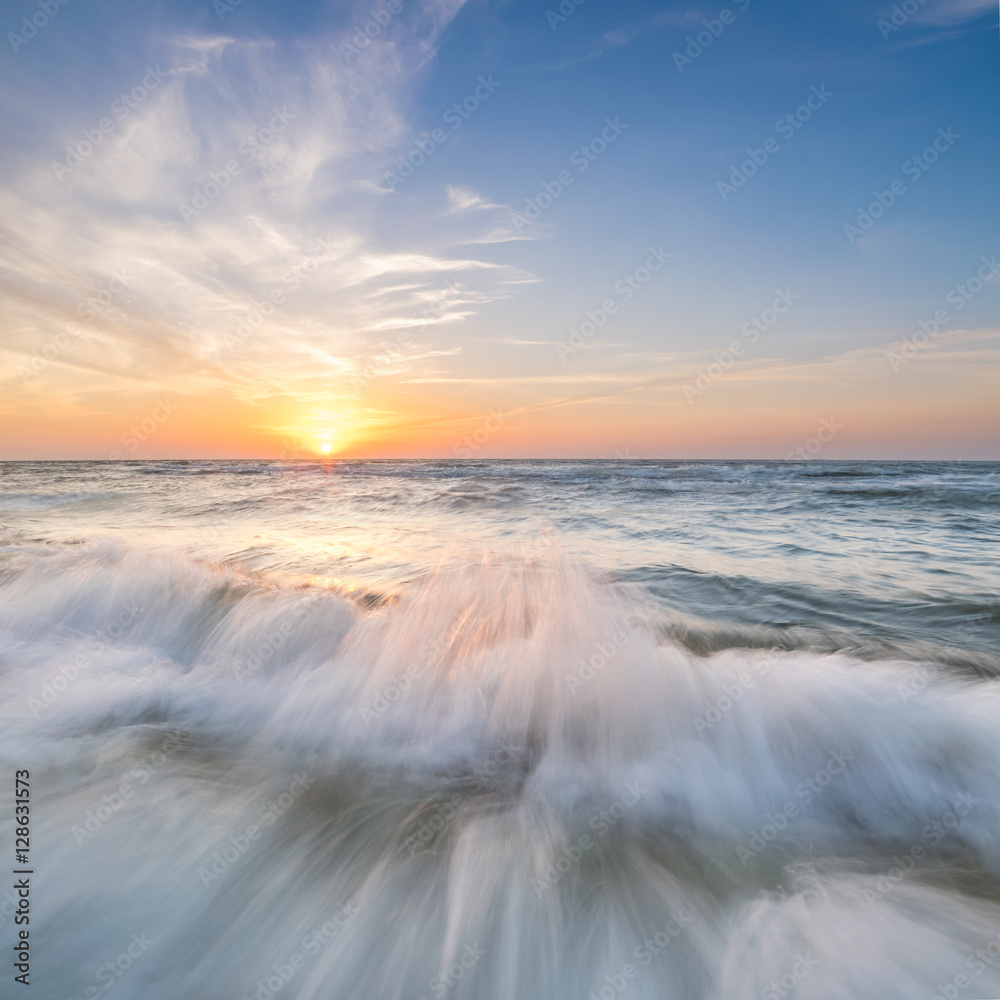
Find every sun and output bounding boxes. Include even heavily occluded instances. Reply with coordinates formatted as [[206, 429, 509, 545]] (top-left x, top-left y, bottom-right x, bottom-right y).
[[320, 442, 331, 454]]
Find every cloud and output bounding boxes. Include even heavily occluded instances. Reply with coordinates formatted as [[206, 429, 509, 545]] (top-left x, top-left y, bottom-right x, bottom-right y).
[[442, 185, 547, 244], [446, 185, 499, 212], [915, 0, 997, 24], [602, 7, 703, 46], [549, 7, 697, 68], [0, 2, 528, 414]]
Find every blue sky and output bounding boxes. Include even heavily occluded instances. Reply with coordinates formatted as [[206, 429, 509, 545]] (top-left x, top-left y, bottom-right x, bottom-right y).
[[1, 0, 997, 458]]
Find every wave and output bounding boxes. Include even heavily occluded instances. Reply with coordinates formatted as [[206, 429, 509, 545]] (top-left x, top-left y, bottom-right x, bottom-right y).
[[2, 541, 1000, 997], [821, 486, 999, 504], [0, 490, 116, 511]]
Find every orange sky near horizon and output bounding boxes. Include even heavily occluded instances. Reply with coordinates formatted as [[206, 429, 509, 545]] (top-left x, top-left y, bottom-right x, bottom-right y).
[[1, 4, 998, 462], [3, 342, 997, 460]]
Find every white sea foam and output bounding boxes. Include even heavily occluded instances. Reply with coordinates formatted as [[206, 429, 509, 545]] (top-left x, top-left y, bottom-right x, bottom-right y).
[[1, 539, 1000, 998]]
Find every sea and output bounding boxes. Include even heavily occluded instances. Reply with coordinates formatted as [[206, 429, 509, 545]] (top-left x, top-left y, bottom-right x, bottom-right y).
[[1, 459, 999, 1000]]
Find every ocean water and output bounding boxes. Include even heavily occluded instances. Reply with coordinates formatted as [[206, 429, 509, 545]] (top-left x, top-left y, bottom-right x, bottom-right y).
[[1, 459, 999, 1000]]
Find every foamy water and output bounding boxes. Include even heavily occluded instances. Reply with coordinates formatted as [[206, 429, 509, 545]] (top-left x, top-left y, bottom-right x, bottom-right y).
[[0, 460, 998, 999]]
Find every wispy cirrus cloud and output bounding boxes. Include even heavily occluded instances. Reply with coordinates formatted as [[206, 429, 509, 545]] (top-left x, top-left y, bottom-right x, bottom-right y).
[[0, 0, 530, 421], [913, 0, 998, 24]]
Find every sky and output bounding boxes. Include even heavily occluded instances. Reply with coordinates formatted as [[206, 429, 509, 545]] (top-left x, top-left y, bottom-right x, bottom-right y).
[[0, 0, 997, 460]]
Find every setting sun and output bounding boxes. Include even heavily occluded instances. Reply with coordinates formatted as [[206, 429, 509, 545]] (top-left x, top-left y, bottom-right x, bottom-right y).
[[320, 443, 331, 454]]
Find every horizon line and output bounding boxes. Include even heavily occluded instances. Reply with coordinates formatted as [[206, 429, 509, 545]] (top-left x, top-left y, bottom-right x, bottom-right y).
[[3, 457, 999, 464]]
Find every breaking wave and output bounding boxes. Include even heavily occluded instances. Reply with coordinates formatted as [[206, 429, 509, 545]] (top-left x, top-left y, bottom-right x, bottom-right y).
[[2, 539, 1000, 999]]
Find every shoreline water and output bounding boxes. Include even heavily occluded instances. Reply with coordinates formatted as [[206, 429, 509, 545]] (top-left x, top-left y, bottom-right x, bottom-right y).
[[0, 459, 998, 998]]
